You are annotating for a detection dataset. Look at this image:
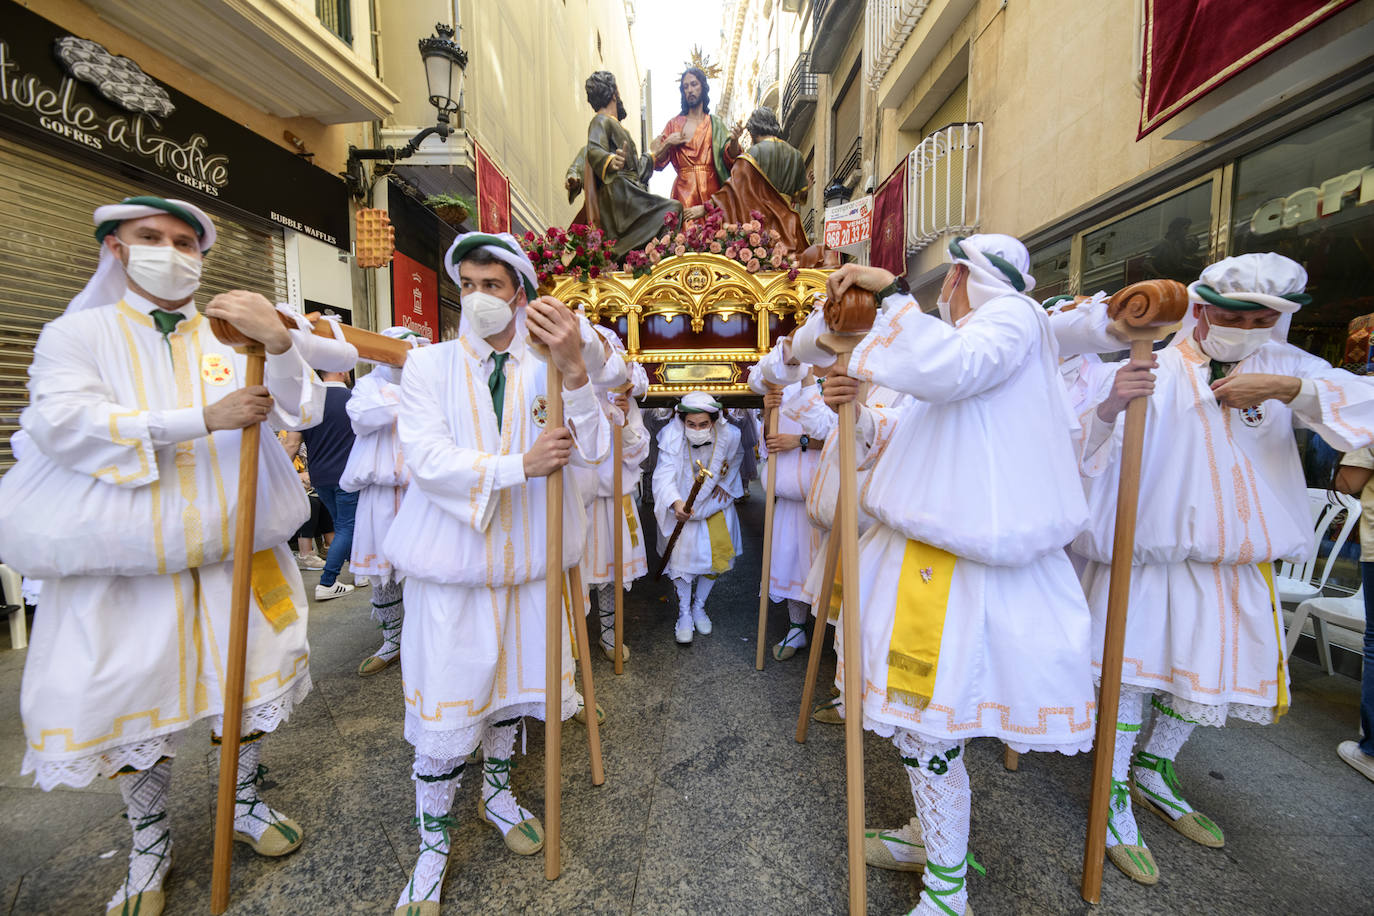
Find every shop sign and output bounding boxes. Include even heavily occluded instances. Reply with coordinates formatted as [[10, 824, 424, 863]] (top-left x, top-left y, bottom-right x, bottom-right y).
[[392, 251, 438, 341], [0, 0, 349, 249], [824, 195, 873, 254], [1250, 165, 1374, 235]]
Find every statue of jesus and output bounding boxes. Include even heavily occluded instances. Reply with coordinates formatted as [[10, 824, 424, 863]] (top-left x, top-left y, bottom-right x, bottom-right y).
[[651, 67, 742, 211]]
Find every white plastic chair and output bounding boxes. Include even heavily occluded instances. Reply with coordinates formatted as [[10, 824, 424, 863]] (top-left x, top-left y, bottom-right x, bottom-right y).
[[1287, 588, 1366, 676], [1275, 490, 1360, 605], [0, 564, 27, 650]]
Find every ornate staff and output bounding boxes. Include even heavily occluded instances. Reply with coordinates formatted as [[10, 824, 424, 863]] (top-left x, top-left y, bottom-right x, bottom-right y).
[[653, 460, 713, 580], [207, 308, 408, 914], [817, 286, 878, 916], [754, 382, 782, 669], [1080, 279, 1189, 904]]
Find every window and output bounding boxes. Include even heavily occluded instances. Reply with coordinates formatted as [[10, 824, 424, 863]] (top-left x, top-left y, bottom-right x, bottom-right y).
[[315, 0, 352, 44], [1080, 180, 1213, 294], [1028, 237, 1071, 299]]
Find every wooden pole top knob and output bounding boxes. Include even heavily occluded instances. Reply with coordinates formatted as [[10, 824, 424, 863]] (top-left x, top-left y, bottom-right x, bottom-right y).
[[1107, 279, 1190, 329]]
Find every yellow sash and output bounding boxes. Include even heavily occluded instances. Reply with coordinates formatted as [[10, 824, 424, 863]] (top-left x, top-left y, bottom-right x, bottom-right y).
[[1257, 562, 1290, 720], [707, 511, 733, 575], [622, 494, 640, 548], [885, 540, 957, 710], [251, 549, 298, 633]]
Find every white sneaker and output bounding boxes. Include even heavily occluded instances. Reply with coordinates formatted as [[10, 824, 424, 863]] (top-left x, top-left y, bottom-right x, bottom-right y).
[[1338, 740, 1374, 782], [354, 577, 370, 589], [315, 582, 355, 601], [296, 553, 325, 570], [692, 606, 712, 635], [675, 612, 694, 644]]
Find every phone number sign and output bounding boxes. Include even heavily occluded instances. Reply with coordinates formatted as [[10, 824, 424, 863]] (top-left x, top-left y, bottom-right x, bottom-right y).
[[823, 195, 873, 253]]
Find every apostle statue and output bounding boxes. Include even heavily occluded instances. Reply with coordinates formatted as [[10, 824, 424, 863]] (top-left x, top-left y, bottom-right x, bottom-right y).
[[651, 67, 742, 210], [584, 71, 683, 258], [710, 106, 814, 259]]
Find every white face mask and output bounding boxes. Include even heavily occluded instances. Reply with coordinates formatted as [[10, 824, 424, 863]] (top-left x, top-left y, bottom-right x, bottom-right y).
[[1198, 323, 1271, 362], [463, 290, 518, 340], [122, 242, 202, 301], [936, 296, 953, 324], [685, 426, 713, 446]]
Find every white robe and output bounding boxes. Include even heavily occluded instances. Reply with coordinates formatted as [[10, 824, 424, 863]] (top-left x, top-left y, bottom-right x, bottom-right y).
[[651, 418, 744, 579], [340, 369, 406, 582], [3, 293, 324, 789], [1075, 335, 1374, 724], [382, 329, 610, 758], [582, 399, 650, 587], [839, 292, 1096, 754], [750, 358, 833, 603]]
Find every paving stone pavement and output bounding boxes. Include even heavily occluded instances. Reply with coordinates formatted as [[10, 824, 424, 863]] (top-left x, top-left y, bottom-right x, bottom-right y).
[[2, 485, 1372, 914]]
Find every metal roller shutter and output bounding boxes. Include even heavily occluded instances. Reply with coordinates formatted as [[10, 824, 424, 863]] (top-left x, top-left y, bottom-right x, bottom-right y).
[[0, 135, 286, 468]]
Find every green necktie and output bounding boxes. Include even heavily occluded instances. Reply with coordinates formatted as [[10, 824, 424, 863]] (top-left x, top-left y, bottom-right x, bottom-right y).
[[489, 352, 510, 430], [151, 310, 181, 362], [1208, 359, 1236, 385]]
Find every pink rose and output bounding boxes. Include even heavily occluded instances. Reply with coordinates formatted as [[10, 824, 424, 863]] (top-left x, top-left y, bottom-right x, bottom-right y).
[[725, 246, 737, 258], [746, 258, 761, 272], [748, 233, 762, 247], [709, 241, 723, 253], [738, 248, 751, 264], [649, 250, 662, 264], [674, 244, 687, 256], [714, 228, 727, 240], [754, 246, 767, 259]]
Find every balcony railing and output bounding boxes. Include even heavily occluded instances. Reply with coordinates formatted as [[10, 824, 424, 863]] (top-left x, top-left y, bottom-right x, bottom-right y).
[[866, 0, 932, 89], [316, 0, 352, 44], [834, 135, 862, 187], [781, 51, 818, 137], [906, 122, 982, 251]]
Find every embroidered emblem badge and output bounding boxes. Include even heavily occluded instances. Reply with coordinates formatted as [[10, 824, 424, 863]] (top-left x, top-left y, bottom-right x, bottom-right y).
[[1239, 404, 1265, 428], [920, 566, 934, 584], [532, 395, 548, 428], [201, 353, 233, 386]]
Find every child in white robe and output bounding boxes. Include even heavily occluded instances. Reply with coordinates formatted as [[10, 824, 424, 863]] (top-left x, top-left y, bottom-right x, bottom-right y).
[[651, 391, 744, 644]]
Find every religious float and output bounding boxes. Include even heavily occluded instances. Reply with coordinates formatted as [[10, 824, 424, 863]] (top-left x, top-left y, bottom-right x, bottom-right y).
[[542, 252, 832, 403]]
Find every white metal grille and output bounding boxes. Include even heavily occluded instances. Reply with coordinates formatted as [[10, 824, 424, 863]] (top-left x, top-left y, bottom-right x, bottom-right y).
[[866, 0, 933, 90], [905, 122, 982, 251]]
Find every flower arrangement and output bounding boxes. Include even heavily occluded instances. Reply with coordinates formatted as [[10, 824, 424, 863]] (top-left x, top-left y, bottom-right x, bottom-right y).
[[521, 224, 619, 287], [636, 203, 800, 280]]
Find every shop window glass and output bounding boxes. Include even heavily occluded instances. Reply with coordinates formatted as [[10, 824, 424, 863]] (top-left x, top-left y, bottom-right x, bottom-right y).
[[1231, 99, 1374, 560], [1231, 97, 1374, 369], [1028, 237, 1071, 300], [1080, 182, 1213, 294]]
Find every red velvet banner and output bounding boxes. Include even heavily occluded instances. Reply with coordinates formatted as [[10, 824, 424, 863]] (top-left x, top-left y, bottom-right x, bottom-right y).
[[475, 141, 511, 233], [1139, 0, 1356, 138], [870, 158, 907, 276]]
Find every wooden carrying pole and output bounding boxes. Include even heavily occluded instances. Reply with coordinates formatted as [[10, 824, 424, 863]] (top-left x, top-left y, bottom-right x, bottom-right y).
[[795, 527, 840, 743], [816, 285, 877, 916], [755, 383, 782, 669], [566, 565, 606, 784], [545, 362, 565, 880], [207, 309, 409, 912], [209, 342, 264, 914], [1080, 279, 1188, 904], [611, 387, 627, 675]]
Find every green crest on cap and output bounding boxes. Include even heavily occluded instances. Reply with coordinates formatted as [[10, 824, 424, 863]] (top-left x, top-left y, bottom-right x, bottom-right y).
[[95, 196, 207, 246], [450, 233, 537, 300], [1194, 283, 1311, 311], [1042, 294, 1076, 310]]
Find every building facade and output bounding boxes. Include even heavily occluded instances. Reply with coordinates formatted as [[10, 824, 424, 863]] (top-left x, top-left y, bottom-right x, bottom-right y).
[[0, 0, 398, 468]]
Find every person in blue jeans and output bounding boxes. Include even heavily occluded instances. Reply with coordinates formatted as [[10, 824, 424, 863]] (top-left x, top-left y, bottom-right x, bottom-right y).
[[302, 370, 362, 600], [1335, 449, 1374, 782]]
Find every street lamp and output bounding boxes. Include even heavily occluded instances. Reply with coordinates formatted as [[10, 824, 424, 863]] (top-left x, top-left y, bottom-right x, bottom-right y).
[[345, 23, 469, 198], [824, 179, 853, 211]]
